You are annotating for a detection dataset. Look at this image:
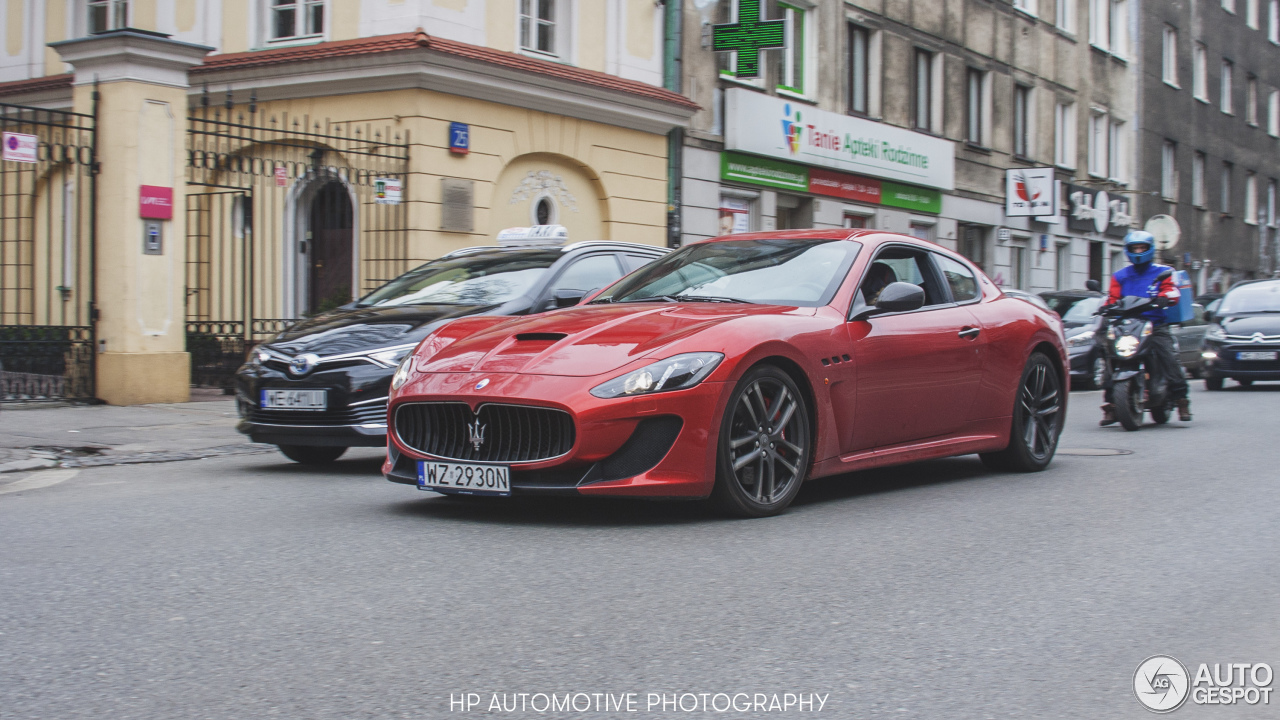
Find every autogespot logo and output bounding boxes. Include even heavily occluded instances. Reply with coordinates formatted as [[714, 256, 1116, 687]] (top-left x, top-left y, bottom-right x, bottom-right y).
[[1134, 656, 1191, 713], [780, 103, 803, 154]]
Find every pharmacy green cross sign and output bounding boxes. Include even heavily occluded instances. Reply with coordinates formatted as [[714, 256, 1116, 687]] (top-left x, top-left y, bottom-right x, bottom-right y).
[[712, 0, 786, 78]]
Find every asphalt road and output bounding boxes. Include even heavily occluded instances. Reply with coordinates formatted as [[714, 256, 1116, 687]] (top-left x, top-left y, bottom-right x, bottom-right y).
[[2, 383, 1278, 719]]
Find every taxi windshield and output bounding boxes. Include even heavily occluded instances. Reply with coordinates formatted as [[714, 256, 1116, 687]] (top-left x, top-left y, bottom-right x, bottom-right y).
[[357, 251, 560, 307]]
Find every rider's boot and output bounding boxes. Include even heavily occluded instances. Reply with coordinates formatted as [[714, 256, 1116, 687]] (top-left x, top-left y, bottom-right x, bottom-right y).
[[1100, 403, 1118, 426], [1176, 398, 1192, 422]]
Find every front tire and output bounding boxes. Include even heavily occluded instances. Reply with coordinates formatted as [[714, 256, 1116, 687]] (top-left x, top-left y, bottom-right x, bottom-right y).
[[1113, 378, 1144, 431], [278, 445, 347, 465], [711, 365, 811, 518], [980, 353, 1063, 472]]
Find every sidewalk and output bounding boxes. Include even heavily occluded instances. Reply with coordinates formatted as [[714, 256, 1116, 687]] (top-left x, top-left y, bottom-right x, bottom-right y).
[[0, 392, 273, 473]]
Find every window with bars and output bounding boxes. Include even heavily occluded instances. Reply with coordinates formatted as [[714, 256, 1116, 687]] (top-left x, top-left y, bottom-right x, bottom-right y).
[[88, 0, 128, 34], [270, 0, 324, 41], [519, 0, 557, 56]]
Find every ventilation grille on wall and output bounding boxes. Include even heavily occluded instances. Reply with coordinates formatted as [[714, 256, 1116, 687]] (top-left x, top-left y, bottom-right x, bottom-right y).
[[441, 178, 474, 232]]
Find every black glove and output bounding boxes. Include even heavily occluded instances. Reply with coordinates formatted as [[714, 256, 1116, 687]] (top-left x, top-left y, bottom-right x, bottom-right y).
[[1151, 296, 1171, 309]]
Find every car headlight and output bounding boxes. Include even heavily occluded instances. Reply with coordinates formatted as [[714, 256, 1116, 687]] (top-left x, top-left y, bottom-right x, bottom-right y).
[[1205, 323, 1226, 341], [367, 343, 418, 368], [390, 352, 415, 391], [1115, 336, 1140, 357], [590, 352, 724, 399], [1066, 330, 1095, 348]]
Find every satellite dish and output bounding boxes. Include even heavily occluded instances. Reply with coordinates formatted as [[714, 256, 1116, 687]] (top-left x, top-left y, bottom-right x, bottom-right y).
[[1144, 214, 1181, 251]]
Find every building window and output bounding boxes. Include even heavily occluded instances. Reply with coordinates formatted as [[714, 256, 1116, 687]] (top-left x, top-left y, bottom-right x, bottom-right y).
[[1268, 179, 1277, 226], [848, 24, 870, 115], [1193, 43, 1208, 101], [519, 0, 559, 56], [961, 225, 986, 271], [1013, 0, 1038, 17], [1088, 112, 1108, 177], [1193, 152, 1207, 207], [967, 69, 989, 145], [270, 0, 324, 41], [909, 222, 935, 242], [1246, 173, 1259, 223], [1162, 26, 1179, 86], [1222, 59, 1234, 114], [1009, 245, 1027, 289], [1271, 0, 1280, 43], [1013, 85, 1032, 158], [1108, 119, 1126, 183], [1222, 162, 1233, 214], [719, 196, 754, 235], [775, 2, 809, 95], [1057, 0, 1077, 32], [1056, 243, 1072, 290], [1090, 0, 1111, 51], [88, 0, 128, 33], [843, 214, 868, 229], [1248, 75, 1259, 124], [1223, 0, 1237, 12], [1110, 0, 1129, 56], [1248, 0, 1261, 27], [1162, 141, 1179, 200], [1055, 101, 1077, 168], [1270, 89, 1280, 136], [914, 49, 934, 132]]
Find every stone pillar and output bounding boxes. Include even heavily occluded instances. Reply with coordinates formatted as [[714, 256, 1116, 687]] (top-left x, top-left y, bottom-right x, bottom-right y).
[[51, 31, 211, 405]]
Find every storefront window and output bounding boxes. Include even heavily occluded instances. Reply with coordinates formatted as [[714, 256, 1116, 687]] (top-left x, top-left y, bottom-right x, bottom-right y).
[[843, 214, 867, 229], [909, 222, 935, 242], [719, 196, 753, 235]]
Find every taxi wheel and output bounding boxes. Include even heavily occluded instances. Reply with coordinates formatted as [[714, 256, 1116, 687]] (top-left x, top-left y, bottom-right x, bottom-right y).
[[278, 445, 347, 465]]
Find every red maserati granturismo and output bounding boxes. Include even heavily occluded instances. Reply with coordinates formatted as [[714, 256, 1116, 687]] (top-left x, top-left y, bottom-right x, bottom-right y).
[[383, 230, 1068, 517]]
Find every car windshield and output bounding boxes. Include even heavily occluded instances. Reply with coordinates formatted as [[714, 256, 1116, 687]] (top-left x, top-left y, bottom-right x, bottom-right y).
[[1218, 282, 1280, 313], [1061, 296, 1104, 322], [593, 239, 860, 306], [356, 251, 560, 307], [1044, 294, 1093, 317]]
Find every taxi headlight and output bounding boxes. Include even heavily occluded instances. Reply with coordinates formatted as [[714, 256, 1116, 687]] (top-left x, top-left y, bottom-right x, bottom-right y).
[[1116, 336, 1140, 357], [391, 353, 415, 391], [590, 352, 723, 399]]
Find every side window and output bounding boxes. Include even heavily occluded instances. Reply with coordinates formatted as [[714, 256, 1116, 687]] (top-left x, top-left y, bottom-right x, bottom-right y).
[[855, 247, 946, 309], [550, 254, 623, 295], [622, 253, 660, 273], [935, 254, 980, 302]]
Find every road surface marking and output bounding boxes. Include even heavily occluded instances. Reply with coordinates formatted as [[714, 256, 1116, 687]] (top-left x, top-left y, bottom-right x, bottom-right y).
[[0, 469, 80, 496]]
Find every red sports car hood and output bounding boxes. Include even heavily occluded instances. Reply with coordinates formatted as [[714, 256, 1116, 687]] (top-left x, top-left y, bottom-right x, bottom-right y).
[[418, 303, 804, 377]]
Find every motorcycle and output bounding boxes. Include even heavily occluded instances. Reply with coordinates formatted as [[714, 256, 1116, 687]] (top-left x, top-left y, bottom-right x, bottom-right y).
[[1097, 276, 1177, 431]]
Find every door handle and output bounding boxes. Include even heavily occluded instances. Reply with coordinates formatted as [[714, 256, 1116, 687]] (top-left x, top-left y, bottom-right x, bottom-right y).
[[958, 327, 980, 339]]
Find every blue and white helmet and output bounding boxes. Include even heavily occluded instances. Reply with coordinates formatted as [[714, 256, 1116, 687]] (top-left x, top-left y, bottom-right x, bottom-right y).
[[1124, 230, 1156, 267]]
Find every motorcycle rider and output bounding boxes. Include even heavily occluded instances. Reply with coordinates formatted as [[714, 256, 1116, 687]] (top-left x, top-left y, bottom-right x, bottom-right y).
[[1099, 230, 1191, 425]]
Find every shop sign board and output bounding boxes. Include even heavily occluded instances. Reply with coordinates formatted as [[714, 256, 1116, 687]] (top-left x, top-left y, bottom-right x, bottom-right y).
[[375, 178, 402, 205], [724, 88, 955, 191], [881, 181, 942, 214], [1066, 183, 1132, 237], [809, 167, 881, 204], [722, 152, 942, 214], [1005, 168, 1056, 216], [721, 152, 808, 192]]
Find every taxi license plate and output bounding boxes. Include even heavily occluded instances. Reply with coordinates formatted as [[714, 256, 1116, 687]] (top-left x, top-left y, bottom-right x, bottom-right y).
[[1238, 351, 1278, 361], [260, 388, 327, 410], [417, 461, 510, 496]]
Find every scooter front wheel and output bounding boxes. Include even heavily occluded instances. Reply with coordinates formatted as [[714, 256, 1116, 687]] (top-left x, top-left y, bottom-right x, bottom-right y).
[[1113, 377, 1144, 431]]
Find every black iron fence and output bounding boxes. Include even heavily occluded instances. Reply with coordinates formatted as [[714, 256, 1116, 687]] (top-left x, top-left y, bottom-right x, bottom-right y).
[[1, 100, 96, 402], [184, 93, 410, 388]]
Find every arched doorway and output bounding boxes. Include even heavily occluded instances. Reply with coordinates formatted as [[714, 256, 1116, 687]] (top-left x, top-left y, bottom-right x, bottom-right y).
[[306, 180, 354, 314]]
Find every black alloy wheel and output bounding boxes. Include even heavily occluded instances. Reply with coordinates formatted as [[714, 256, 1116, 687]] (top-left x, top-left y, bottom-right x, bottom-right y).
[[1112, 377, 1144, 431], [278, 444, 347, 465], [712, 365, 811, 518], [981, 353, 1063, 472], [1205, 374, 1224, 391]]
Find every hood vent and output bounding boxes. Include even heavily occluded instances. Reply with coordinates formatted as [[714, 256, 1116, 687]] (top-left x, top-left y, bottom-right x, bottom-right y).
[[515, 332, 567, 342]]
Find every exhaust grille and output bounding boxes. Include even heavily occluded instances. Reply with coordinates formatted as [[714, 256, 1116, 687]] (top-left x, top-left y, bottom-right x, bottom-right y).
[[395, 402, 575, 463]]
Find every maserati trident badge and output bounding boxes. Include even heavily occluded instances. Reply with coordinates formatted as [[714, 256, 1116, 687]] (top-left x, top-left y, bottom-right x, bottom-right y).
[[475, 378, 490, 390], [467, 418, 486, 452]]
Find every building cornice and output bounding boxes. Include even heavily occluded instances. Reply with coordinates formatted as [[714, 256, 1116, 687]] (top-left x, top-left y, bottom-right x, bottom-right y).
[[50, 30, 213, 89]]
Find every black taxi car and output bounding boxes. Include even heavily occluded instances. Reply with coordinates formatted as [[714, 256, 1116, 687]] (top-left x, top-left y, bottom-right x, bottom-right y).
[[235, 227, 667, 463]]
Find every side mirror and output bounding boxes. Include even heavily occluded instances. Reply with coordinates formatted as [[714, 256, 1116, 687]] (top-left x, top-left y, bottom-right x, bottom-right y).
[[552, 288, 588, 309], [853, 282, 926, 321], [1085, 279, 1101, 292]]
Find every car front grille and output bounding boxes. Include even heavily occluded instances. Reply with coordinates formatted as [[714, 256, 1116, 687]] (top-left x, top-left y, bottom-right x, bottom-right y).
[[249, 401, 387, 427], [394, 402, 575, 463], [1224, 334, 1280, 342]]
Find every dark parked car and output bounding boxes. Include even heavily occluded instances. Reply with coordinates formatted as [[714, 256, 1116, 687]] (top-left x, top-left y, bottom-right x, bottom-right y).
[[1201, 279, 1280, 390], [235, 234, 668, 463], [1040, 287, 1104, 319], [1173, 303, 1210, 378], [1057, 295, 1107, 389]]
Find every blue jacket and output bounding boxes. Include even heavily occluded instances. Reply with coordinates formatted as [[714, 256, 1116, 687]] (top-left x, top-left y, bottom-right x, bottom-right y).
[[1108, 263, 1181, 325]]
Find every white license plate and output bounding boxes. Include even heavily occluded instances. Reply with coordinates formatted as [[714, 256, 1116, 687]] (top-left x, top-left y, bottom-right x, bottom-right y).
[[1238, 351, 1278, 361], [260, 388, 327, 410], [417, 461, 510, 496]]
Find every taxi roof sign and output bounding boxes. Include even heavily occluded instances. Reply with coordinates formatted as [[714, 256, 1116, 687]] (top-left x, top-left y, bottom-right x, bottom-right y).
[[496, 224, 568, 246]]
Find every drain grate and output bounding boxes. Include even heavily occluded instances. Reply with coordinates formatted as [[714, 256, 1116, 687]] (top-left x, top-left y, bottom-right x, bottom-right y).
[[1057, 448, 1133, 456]]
